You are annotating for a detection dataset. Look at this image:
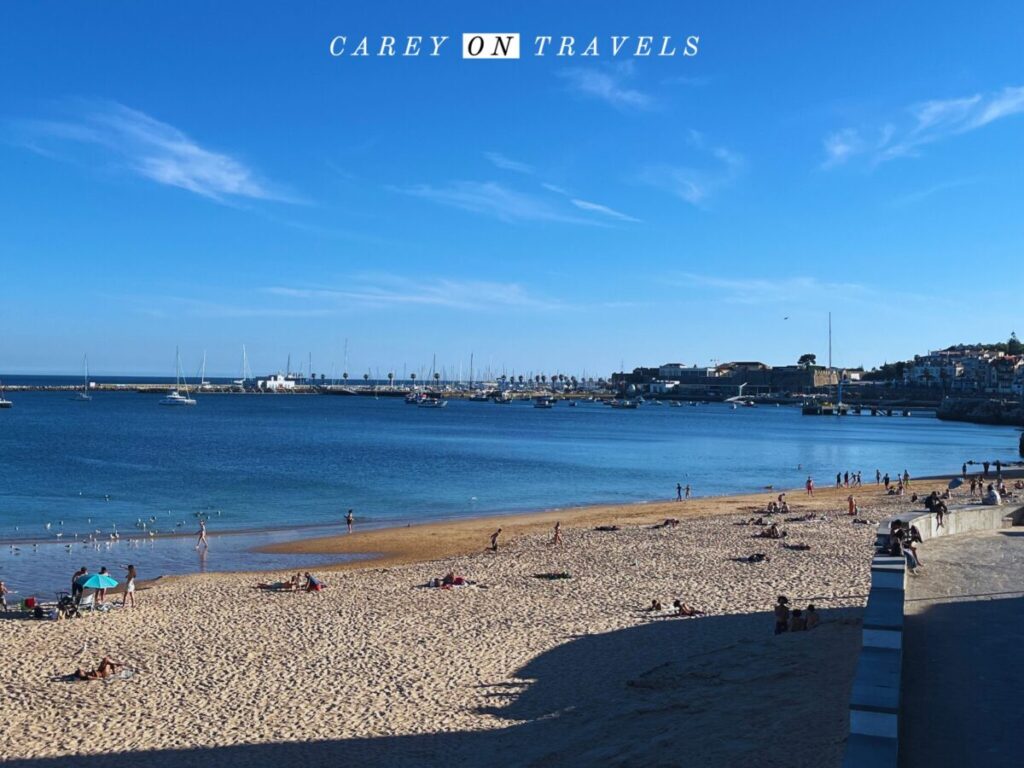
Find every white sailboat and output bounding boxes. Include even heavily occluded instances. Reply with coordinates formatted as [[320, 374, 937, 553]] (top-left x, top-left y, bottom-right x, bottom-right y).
[[160, 347, 197, 406], [199, 350, 213, 390], [71, 355, 92, 401], [233, 344, 252, 391]]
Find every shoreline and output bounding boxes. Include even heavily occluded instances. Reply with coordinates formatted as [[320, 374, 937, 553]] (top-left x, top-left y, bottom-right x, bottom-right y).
[[255, 479, 946, 575]]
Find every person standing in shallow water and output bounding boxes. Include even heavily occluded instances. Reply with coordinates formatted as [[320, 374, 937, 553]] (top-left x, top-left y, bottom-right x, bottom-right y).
[[195, 520, 209, 551], [346, 509, 354, 533]]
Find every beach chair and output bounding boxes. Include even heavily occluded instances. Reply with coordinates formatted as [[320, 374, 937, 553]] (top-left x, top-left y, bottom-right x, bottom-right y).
[[76, 591, 96, 612]]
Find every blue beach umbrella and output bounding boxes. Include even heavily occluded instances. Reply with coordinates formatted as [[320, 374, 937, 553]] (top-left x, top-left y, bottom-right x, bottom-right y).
[[948, 478, 964, 490], [76, 573, 119, 589]]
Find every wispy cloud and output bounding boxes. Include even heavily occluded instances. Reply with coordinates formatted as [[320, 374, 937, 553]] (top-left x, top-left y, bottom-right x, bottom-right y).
[[822, 86, 1024, 168], [559, 62, 654, 110], [484, 151, 534, 174], [266, 275, 566, 312], [13, 100, 293, 203], [890, 178, 979, 207], [638, 140, 744, 206], [569, 198, 641, 223], [392, 180, 639, 227], [671, 274, 867, 305], [394, 180, 592, 224]]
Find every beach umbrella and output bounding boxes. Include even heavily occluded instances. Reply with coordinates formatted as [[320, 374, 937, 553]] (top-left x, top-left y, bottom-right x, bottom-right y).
[[948, 477, 964, 490], [76, 573, 119, 589]]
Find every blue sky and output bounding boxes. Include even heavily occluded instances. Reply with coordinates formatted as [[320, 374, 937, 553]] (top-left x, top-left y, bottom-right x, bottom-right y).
[[2, 1, 1023, 378]]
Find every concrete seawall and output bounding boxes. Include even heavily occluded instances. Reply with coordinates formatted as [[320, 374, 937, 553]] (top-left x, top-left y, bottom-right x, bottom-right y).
[[842, 500, 1022, 767]]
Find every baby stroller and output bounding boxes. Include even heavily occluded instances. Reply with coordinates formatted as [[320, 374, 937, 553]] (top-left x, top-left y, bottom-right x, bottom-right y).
[[57, 595, 81, 620]]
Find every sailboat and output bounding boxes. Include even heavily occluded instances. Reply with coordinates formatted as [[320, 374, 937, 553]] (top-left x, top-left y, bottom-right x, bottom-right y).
[[233, 344, 252, 391], [199, 351, 213, 390], [160, 347, 197, 406], [0, 381, 11, 409], [70, 355, 92, 401]]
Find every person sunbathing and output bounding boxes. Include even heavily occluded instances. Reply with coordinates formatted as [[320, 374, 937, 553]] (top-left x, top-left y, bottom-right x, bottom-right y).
[[74, 657, 123, 680], [648, 599, 664, 611], [673, 600, 704, 617], [255, 573, 301, 591]]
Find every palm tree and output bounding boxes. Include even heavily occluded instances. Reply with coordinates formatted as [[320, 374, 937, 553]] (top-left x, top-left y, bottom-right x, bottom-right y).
[[387, 371, 395, 389], [342, 372, 349, 382], [363, 373, 369, 384], [410, 372, 417, 389]]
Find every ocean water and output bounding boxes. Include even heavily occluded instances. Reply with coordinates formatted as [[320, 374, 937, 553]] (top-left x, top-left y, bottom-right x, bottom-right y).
[[0, 389, 1019, 596]]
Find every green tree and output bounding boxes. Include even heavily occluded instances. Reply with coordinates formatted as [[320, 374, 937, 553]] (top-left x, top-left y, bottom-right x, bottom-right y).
[[798, 353, 817, 367]]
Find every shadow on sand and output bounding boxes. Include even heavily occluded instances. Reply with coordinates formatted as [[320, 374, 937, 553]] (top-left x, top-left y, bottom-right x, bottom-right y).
[[6, 608, 861, 768]]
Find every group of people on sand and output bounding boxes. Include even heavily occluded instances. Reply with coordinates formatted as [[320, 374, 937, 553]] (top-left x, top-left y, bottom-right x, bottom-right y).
[[879, 470, 912, 496], [774, 596, 819, 634], [675, 483, 692, 501], [69, 564, 137, 607], [428, 571, 472, 589], [836, 471, 862, 488], [648, 598, 704, 618], [255, 572, 325, 592]]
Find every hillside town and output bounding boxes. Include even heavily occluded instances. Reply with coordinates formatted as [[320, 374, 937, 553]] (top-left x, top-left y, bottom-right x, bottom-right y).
[[610, 334, 1024, 400]]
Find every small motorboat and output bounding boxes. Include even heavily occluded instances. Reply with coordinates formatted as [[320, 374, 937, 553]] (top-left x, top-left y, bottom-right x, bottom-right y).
[[417, 396, 448, 408]]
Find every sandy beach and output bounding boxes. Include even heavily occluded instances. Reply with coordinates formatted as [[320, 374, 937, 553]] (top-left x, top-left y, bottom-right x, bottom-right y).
[[0, 481, 945, 767]]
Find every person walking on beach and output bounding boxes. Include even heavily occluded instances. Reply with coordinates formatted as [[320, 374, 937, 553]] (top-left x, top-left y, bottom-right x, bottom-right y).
[[844, 471, 849, 488], [962, 463, 968, 480], [685, 484, 691, 500], [195, 520, 209, 551], [121, 564, 137, 608], [856, 471, 862, 487], [836, 472, 842, 488], [806, 477, 814, 496], [489, 528, 502, 552], [876, 469, 881, 485], [902, 470, 911, 487], [774, 596, 790, 635], [0, 580, 9, 611], [552, 521, 563, 546], [676, 483, 682, 501], [346, 509, 354, 533], [983, 461, 990, 478], [883, 473, 891, 490]]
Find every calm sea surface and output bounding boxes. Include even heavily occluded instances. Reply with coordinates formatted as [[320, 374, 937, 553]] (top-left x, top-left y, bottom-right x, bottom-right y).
[[0, 387, 1019, 596]]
